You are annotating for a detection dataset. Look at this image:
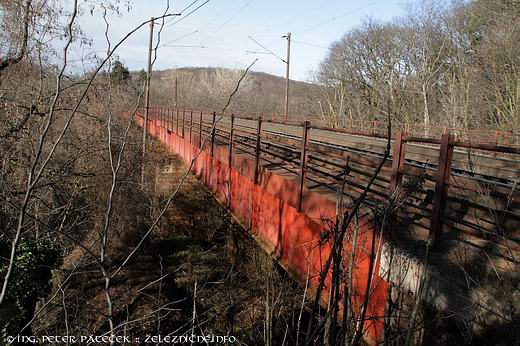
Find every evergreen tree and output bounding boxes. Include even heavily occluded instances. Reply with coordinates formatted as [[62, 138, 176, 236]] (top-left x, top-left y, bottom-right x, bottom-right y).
[[110, 60, 130, 83]]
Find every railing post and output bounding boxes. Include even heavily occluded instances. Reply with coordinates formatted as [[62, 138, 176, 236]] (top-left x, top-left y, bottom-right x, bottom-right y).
[[189, 111, 193, 143], [228, 114, 234, 168], [389, 131, 406, 193], [182, 110, 186, 138], [228, 114, 235, 207], [297, 121, 310, 212], [429, 133, 454, 247], [210, 111, 216, 156], [199, 110, 203, 149], [176, 109, 179, 135], [254, 117, 262, 184]]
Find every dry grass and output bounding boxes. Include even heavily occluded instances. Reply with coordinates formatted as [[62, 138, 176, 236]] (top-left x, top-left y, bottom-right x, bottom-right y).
[[33, 138, 304, 344]]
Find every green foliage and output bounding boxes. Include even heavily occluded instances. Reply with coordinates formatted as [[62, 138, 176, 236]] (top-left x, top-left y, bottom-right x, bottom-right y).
[[0, 238, 62, 312], [110, 60, 130, 84]]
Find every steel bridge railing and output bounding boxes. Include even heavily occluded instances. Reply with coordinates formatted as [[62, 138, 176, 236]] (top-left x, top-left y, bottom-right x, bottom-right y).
[[139, 106, 520, 257]]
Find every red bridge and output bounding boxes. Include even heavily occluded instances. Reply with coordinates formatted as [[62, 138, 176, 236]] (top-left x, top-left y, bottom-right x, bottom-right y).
[[136, 107, 519, 345]]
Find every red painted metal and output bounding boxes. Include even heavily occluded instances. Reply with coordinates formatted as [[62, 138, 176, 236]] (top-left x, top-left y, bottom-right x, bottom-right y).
[[199, 110, 203, 149], [189, 110, 193, 144], [429, 133, 454, 246], [389, 131, 406, 193], [228, 115, 235, 207], [162, 106, 520, 147], [133, 107, 519, 345], [254, 117, 262, 185], [139, 116, 388, 344], [211, 111, 216, 156], [176, 109, 179, 135], [182, 110, 186, 138], [298, 121, 310, 212]]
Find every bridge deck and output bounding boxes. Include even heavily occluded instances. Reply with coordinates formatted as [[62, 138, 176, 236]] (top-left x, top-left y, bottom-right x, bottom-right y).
[[148, 107, 519, 258], [136, 107, 519, 344]]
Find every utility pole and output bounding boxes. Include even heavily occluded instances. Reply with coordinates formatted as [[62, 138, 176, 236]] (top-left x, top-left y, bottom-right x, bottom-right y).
[[142, 17, 154, 186], [247, 34, 291, 120], [283, 32, 291, 122]]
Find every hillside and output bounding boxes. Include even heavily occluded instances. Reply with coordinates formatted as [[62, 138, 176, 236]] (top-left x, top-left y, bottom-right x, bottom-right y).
[[146, 67, 320, 117]]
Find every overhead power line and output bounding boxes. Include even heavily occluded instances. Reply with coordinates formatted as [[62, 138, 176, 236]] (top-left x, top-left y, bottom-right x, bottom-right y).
[[245, 50, 272, 55], [163, 0, 200, 26], [160, 30, 199, 47], [247, 36, 286, 63], [207, 0, 255, 38], [180, 0, 201, 14], [166, 0, 211, 28], [164, 45, 208, 48], [294, 0, 386, 35], [177, 0, 254, 60], [291, 40, 328, 49], [194, 0, 236, 37]]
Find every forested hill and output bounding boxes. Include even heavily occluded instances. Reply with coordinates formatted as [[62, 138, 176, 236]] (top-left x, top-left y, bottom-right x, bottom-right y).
[[144, 67, 320, 117]]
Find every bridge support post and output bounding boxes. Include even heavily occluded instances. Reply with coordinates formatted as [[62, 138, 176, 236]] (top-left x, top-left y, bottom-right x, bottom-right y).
[[389, 131, 407, 193], [228, 115, 235, 207], [211, 111, 216, 156], [189, 111, 193, 144], [254, 117, 262, 184], [182, 110, 186, 138], [297, 121, 310, 212], [429, 133, 454, 247], [176, 109, 179, 135], [199, 110, 203, 149]]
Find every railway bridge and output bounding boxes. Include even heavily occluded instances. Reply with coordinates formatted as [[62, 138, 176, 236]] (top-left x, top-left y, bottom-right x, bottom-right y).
[[136, 107, 519, 345]]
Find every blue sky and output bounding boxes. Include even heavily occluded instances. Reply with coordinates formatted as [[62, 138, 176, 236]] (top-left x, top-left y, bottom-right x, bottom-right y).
[[80, 0, 408, 81]]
